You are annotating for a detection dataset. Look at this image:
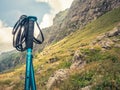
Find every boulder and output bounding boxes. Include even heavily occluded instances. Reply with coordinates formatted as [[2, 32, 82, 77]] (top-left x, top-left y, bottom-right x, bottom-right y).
[[112, 38, 120, 42], [70, 50, 86, 69], [81, 85, 91, 90], [105, 27, 120, 37], [96, 34, 106, 41], [98, 38, 114, 49], [49, 57, 58, 63], [46, 69, 69, 90], [114, 44, 120, 48]]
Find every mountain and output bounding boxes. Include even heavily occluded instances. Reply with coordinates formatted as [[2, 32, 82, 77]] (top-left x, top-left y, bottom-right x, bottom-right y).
[[34, 9, 69, 52], [35, 0, 120, 52], [63, 0, 120, 31], [0, 0, 120, 90], [0, 50, 25, 72]]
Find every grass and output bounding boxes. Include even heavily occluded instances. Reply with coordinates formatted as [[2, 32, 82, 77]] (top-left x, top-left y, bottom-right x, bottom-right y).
[[0, 8, 120, 90], [91, 59, 120, 90], [59, 70, 95, 90]]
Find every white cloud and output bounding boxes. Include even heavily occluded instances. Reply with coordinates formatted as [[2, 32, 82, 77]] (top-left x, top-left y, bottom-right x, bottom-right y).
[[40, 13, 54, 28], [36, 0, 73, 12], [0, 20, 13, 52], [36, 0, 73, 28], [0, 20, 12, 43]]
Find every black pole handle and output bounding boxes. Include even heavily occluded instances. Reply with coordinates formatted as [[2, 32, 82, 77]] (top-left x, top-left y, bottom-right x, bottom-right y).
[[27, 16, 37, 49]]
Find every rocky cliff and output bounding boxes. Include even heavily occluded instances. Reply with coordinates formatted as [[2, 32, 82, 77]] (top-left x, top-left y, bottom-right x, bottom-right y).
[[36, 0, 120, 52], [63, 0, 120, 31]]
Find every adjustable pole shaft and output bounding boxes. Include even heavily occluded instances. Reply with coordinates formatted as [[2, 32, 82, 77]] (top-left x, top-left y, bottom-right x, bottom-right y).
[[25, 16, 37, 90], [31, 59, 36, 90], [25, 48, 32, 90]]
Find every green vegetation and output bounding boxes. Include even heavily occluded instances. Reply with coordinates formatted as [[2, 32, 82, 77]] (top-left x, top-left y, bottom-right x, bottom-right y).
[[57, 59, 72, 69], [59, 70, 94, 90], [80, 48, 119, 63], [58, 48, 120, 89], [0, 51, 19, 72]]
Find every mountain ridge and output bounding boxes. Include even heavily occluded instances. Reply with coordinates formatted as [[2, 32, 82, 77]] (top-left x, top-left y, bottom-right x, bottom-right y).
[[35, 0, 120, 52]]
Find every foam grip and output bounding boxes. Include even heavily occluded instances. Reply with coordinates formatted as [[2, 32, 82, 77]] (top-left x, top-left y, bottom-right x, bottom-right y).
[[26, 19, 34, 49]]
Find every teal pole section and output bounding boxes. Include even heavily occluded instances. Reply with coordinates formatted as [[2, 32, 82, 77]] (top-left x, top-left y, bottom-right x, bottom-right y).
[[31, 62, 36, 90], [25, 48, 32, 90]]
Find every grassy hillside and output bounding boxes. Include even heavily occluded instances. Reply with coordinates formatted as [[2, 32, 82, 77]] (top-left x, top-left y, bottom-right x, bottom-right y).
[[0, 8, 120, 90], [0, 51, 25, 73]]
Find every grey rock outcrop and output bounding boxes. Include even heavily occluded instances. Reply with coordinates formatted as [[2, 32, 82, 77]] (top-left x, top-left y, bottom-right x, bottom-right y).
[[48, 57, 58, 63], [114, 44, 120, 48], [91, 25, 120, 49], [62, 0, 120, 31], [81, 85, 91, 90], [46, 69, 69, 90], [105, 27, 120, 37], [98, 38, 114, 49], [70, 50, 86, 69]]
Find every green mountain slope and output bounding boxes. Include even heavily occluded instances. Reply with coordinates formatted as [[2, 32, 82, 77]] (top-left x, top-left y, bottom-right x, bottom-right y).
[[0, 8, 120, 90], [0, 51, 17, 72], [0, 51, 25, 72]]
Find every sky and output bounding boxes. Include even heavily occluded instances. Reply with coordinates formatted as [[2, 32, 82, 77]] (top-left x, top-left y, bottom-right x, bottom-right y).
[[0, 0, 73, 52]]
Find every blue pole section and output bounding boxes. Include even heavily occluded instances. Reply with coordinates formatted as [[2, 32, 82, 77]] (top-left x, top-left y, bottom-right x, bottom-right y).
[[31, 61, 36, 90], [25, 48, 32, 90]]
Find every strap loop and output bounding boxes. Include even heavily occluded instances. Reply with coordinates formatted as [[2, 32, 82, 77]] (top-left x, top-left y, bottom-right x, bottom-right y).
[[12, 15, 44, 51]]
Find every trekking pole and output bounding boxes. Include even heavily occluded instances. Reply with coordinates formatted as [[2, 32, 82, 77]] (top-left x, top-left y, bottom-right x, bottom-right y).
[[12, 15, 44, 90]]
